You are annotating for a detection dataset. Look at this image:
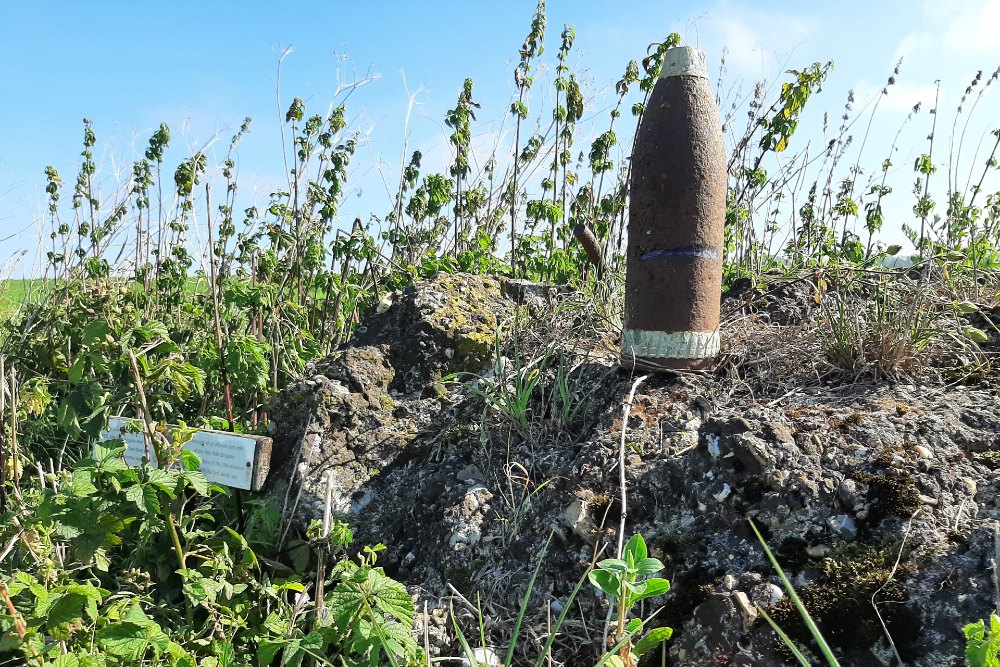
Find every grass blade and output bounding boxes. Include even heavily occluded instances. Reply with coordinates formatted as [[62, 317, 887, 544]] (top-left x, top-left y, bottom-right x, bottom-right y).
[[505, 533, 552, 667], [758, 606, 812, 667], [750, 519, 841, 666], [531, 563, 592, 667], [451, 601, 483, 667]]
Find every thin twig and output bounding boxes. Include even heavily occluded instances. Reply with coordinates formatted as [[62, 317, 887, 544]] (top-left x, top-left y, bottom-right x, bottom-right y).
[[602, 374, 649, 651], [993, 523, 1000, 615], [871, 509, 921, 666]]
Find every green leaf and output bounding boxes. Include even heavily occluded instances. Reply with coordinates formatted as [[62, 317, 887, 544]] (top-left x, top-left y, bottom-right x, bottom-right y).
[[632, 627, 674, 657], [588, 569, 620, 598], [148, 468, 180, 496], [635, 557, 664, 577], [623, 534, 647, 565], [964, 613, 1000, 667], [96, 622, 153, 660], [66, 469, 98, 497], [631, 577, 669, 602], [82, 319, 112, 345], [963, 327, 990, 343], [178, 449, 202, 472], [328, 585, 363, 630], [369, 571, 415, 626], [94, 439, 126, 462], [125, 484, 160, 514], [953, 300, 979, 314], [257, 639, 284, 667], [67, 356, 87, 383], [595, 558, 628, 573], [47, 591, 89, 639], [185, 470, 210, 496], [57, 398, 82, 437]]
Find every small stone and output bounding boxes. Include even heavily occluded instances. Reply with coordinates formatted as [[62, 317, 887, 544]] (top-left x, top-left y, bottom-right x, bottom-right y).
[[828, 514, 858, 541], [713, 483, 732, 503], [961, 478, 978, 496], [375, 292, 396, 315], [806, 544, 831, 558], [461, 647, 500, 667], [838, 479, 858, 507], [733, 591, 758, 627], [752, 583, 784, 607], [912, 444, 933, 459], [707, 434, 722, 458], [462, 484, 490, 513], [562, 500, 596, 540], [722, 574, 737, 590], [918, 494, 938, 506], [628, 454, 642, 466]]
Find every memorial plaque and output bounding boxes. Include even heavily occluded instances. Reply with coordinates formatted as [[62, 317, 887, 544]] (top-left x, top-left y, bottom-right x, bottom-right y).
[[98, 417, 272, 491]]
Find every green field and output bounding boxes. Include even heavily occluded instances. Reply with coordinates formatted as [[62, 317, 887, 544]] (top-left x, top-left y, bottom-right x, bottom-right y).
[[0, 278, 34, 325], [0, 279, 52, 330]]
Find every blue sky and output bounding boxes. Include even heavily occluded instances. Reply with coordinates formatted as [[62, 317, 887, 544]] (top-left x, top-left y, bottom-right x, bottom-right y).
[[2, 0, 999, 275]]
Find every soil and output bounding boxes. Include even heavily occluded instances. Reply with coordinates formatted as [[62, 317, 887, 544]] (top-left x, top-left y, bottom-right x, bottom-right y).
[[267, 271, 1000, 666]]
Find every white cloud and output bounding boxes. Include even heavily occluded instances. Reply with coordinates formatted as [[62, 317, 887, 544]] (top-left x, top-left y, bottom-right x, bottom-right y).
[[707, 4, 815, 80], [942, 0, 1000, 54], [897, 0, 1000, 63], [853, 81, 939, 112]]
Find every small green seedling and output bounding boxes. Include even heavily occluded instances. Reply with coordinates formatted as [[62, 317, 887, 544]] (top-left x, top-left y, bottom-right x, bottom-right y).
[[590, 534, 673, 667]]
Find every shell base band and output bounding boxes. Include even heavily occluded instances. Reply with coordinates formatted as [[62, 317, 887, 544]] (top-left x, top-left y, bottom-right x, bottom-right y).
[[621, 328, 720, 359]]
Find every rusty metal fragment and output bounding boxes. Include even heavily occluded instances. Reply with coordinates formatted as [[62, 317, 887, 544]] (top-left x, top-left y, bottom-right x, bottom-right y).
[[573, 223, 606, 276]]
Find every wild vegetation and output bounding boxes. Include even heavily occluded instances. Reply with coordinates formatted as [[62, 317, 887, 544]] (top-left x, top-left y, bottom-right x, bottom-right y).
[[1, 0, 1000, 664]]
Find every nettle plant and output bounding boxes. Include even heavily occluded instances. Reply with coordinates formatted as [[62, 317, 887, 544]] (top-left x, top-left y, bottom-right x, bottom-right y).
[[0, 427, 421, 667]]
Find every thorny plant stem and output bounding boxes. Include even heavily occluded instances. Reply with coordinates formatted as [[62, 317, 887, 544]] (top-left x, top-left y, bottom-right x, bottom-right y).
[[918, 82, 941, 255], [206, 184, 235, 428], [0, 580, 43, 666], [314, 469, 335, 629], [511, 91, 524, 278], [126, 350, 188, 577]]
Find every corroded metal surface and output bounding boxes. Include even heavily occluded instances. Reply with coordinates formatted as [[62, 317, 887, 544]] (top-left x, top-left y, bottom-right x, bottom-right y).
[[622, 46, 726, 371], [573, 223, 605, 275]]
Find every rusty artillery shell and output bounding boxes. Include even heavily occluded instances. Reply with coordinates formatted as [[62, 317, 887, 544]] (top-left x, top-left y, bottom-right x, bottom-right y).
[[622, 46, 727, 371]]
